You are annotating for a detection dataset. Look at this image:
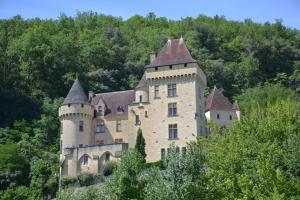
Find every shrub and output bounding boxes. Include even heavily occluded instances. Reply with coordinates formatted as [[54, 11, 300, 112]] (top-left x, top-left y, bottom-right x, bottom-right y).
[[102, 161, 118, 176], [77, 173, 94, 186], [61, 177, 77, 188], [144, 160, 164, 170]]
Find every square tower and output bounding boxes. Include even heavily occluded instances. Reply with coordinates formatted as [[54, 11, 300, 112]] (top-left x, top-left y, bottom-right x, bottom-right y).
[[129, 38, 207, 162]]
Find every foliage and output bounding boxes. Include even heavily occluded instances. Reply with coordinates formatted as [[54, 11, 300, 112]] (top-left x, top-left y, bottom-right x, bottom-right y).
[[202, 99, 300, 199], [143, 160, 164, 170], [0, 142, 30, 190], [135, 128, 146, 163], [102, 161, 118, 176], [144, 143, 206, 200]]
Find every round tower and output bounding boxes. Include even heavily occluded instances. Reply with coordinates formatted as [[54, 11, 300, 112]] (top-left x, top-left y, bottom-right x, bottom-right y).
[[59, 78, 94, 152], [135, 73, 149, 103]]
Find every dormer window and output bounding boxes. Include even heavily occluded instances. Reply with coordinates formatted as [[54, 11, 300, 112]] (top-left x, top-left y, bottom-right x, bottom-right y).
[[117, 105, 124, 113]]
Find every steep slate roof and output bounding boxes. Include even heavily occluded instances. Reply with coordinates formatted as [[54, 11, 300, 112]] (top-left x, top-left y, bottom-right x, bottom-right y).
[[146, 37, 196, 68], [91, 90, 135, 117], [205, 87, 233, 112], [63, 78, 89, 105], [232, 101, 240, 111], [135, 73, 148, 89]]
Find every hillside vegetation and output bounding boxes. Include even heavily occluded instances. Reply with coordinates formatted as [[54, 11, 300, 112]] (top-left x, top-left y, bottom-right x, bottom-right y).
[[0, 12, 299, 199]]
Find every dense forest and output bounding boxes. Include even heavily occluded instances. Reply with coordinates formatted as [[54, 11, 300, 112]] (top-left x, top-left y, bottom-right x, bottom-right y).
[[0, 12, 299, 199]]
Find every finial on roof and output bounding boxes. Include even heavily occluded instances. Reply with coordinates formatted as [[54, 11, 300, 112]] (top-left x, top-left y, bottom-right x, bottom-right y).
[[179, 36, 184, 44], [167, 38, 171, 45]]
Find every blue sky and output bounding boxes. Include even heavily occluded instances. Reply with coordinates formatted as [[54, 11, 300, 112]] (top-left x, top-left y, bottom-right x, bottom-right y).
[[1, 0, 300, 30]]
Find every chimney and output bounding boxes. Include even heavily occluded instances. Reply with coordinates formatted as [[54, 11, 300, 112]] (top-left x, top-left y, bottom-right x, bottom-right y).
[[150, 52, 156, 63], [88, 91, 94, 100]]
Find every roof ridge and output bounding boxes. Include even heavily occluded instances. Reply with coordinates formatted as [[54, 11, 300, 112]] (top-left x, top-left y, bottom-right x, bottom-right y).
[[95, 90, 134, 95]]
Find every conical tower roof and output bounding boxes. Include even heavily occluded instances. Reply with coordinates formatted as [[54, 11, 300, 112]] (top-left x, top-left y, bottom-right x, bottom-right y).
[[63, 78, 89, 105]]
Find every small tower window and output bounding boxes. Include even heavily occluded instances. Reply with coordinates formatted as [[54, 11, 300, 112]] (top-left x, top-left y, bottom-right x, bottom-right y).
[[79, 121, 84, 132], [229, 115, 232, 120], [161, 148, 165, 160], [139, 95, 143, 102], [145, 111, 148, 117], [155, 67, 158, 71], [81, 104, 84, 107], [217, 114, 220, 119], [68, 104, 70, 107], [154, 85, 160, 98], [116, 120, 122, 132], [169, 65, 173, 69], [184, 63, 187, 67]]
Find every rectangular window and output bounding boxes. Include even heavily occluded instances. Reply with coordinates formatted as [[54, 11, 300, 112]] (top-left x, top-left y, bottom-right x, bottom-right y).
[[161, 148, 165, 160], [79, 121, 84, 132], [217, 113, 220, 119], [116, 120, 122, 132], [168, 124, 178, 139], [154, 85, 160, 98], [168, 103, 177, 116], [229, 115, 232, 120], [139, 95, 143, 102], [167, 84, 177, 97], [96, 122, 105, 133], [115, 138, 123, 143], [135, 115, 141, 125], [98, 106, 103, 116]]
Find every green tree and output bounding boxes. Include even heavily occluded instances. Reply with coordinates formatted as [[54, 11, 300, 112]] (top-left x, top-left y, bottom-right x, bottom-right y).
[[135, 128, 146, 163]]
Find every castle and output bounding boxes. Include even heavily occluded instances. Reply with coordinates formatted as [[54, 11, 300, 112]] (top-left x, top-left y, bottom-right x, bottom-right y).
[[59, 38, 240, 177]]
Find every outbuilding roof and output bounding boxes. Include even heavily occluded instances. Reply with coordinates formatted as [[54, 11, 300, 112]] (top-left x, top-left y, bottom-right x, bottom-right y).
[[205, 87, 233, 112], [63, 78, 89, 105], [146, 37, 196, 68]]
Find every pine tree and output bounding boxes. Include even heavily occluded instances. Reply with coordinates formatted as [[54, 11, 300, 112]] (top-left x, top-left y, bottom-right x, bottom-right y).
[[135, 128, 146, 163]]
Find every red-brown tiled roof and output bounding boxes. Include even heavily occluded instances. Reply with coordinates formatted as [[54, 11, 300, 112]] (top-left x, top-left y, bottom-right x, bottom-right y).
[[91, 90, 135, 117], [146, 38, 196, 68], [205, 87, 233, 112]]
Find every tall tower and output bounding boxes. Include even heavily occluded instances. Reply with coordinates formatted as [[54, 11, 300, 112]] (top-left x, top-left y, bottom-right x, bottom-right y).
[[131, 37, 207, 162], [59, 78, 94, 176]]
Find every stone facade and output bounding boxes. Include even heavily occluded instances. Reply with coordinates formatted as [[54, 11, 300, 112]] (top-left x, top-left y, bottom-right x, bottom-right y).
[[59, 38, 240, 177]]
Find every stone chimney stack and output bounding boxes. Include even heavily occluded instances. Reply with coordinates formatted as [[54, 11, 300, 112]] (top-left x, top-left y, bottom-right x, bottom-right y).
[[150, 52, 156, 63], [88, 91, 94, 100]]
